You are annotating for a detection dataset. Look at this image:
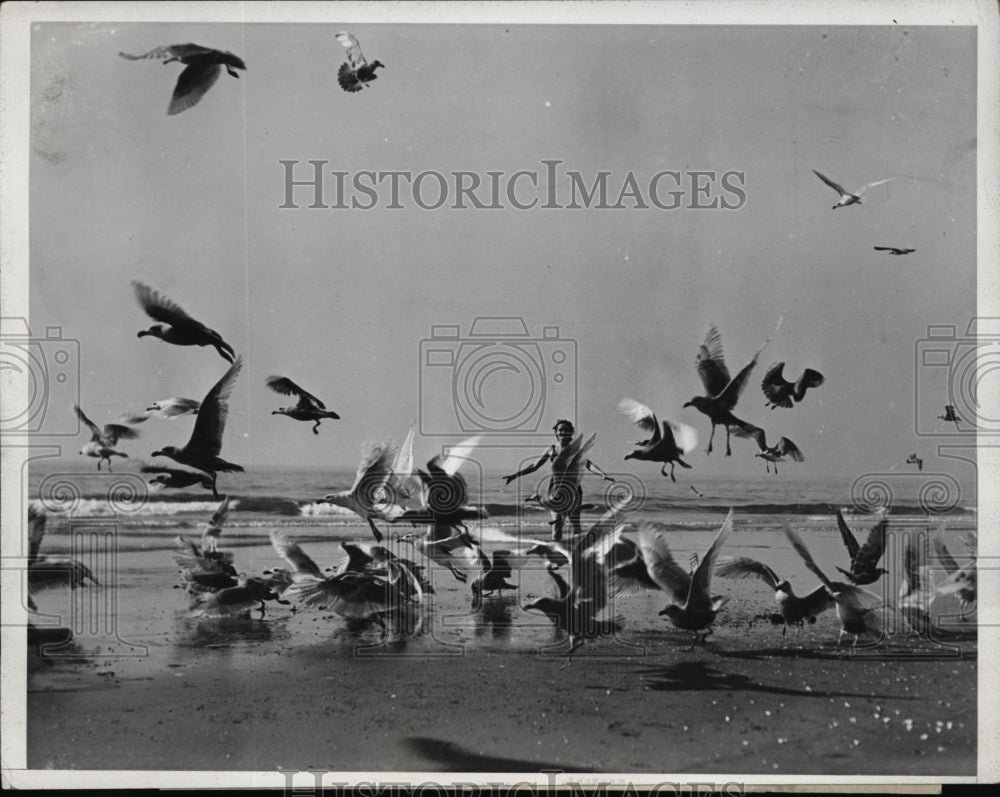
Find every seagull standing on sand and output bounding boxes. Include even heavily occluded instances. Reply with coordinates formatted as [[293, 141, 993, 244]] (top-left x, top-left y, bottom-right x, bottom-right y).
[[761, 363, 825, 409], [637, 509, 735, 648], [119, 44, 246, 115], [266, 376, 341, 434], [470, 549, 518, 604], [715, 556, 834, 634], [335, 31, 385, 93], [619, 398, 698, 482], [906, 453, 924, 471], [874, 246, 915, 256], [834, 509, 889, 585], [151, 357, 244, 498], [684, 325, 768, 457], [133, 281, 236, 363], [785, 527, 884, 650], [812, 169, 893, 209], [75, 405, 140, 471]]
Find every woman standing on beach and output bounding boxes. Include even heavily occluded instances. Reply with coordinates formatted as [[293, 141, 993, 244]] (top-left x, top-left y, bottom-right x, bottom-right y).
[[503, 419, 614, 541]]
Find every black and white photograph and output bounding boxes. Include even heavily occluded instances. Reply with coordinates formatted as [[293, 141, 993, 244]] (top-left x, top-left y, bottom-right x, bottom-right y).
[[1, 1, 997, 790]]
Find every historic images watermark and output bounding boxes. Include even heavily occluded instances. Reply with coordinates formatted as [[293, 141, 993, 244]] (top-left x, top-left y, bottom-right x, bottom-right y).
[[278, 160, 747, 211]]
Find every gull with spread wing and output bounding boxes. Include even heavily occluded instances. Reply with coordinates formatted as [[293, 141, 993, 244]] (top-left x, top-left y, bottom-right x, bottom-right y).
[[638, 509, 734, 648], [619, 398, 698, 482], [133, 281, 236, 363], [119, 44, 245, 115], [151, 357, 244, 498], [75, 405, 140, 471], [812, 169, 893, 209], [335, 31, 385, 93], [266, 375, 341, 434], [761, 362, 825, 410]]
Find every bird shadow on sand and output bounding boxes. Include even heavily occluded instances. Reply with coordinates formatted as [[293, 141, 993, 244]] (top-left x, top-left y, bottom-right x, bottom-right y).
[[402, 736, 601, 773], [632, 659, 912, 701], [174, 613, 284, 648]]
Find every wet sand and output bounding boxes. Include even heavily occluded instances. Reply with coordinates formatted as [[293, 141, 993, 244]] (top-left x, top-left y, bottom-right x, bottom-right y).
[[24, 525, 977, 777]]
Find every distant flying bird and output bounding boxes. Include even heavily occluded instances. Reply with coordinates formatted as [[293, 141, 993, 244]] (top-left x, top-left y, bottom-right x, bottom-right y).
[[715, 556, 834, 634], [133, 281, 236, 363], [266, 376, 341, 434], [142, 464, 214, 491], [119, 44, 246, 115], [684, 324, 769, 456], [874, 246, 916, 256], [784, 527, 885, 650], [906, 453, 923, 471], [690, 485, 704, 498], [761, 362, 825, 409], [75, 405, 140, 471], [619, 398, 698, 481], [26, 503, 99, 611], [638, 509, 734, 647], [335, 31, 385, 93], [120, 397, 201, 424], [151, 357, 244, 497], [812, 169, 894, 209], [938, 405, 961, 429], [834, 509, 889, 585]]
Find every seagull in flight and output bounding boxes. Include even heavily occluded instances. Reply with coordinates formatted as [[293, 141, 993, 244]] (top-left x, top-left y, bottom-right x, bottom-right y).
[[812, 169, 893, 209], [638, 509, 734, 648], [75, 405, 140, 471], [151, 357, 244, 497], [906, 453, 923, 471], [335, 31, 385, 93], [733, 428, 804, 475], [26, 502, 99, 611], [834, 509, 889, 585], [761, 362, 825, 409], [874, 246, 915, 256], [119, 44, 246, 115], [120, 397, 201, 425], [933, 529, 976, 619], [143, 464, 214, 492], [133, 281, 236, 363], [619, 398, 698, 481], [684, 324, 771, 457], [938, 405, 961, 430], [266, 376, 341, 434]]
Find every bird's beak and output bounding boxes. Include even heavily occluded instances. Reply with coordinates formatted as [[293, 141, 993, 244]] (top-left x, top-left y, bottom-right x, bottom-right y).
[[657, 607, 668, 616], [682, 401, 692, 408], [151, 449, 162, 457]]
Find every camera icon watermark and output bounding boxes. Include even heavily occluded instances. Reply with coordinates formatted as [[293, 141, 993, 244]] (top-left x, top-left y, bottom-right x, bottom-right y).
[[0, 317, 81, 436], [914, 317, 1000, 436], [419, 317, 577, 439]]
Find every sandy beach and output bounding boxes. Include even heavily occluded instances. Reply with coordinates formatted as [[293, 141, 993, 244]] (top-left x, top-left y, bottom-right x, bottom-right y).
[[24, 524, 977, 777]]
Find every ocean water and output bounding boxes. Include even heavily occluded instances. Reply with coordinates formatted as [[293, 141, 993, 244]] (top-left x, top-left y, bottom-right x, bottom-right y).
[[26, 458, 978, 539]]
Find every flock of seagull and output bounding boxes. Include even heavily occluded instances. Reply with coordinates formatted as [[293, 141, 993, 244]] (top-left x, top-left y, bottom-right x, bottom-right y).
[[41, 33, 971, 660]]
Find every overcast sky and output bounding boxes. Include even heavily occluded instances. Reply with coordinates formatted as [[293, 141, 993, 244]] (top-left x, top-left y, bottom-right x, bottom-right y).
[[22, 18, 979, 482]]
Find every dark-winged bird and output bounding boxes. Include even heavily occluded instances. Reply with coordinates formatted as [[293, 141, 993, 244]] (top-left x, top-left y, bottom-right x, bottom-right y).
[[715, 555, 834, 634], [142, 464, 214, 491], [120, 397, 201, 425], [638, 509, 734, 648], [761, 362, 825, 409], [266, 376, 340, 434], [684, 325, 767, 456], [470, 548, 517, 604], [834, 509, 888, 585], [906, 453, 923, 471], [75, 405, 140, 471], [812, 169, 893, 209], [151, 357, 244, 497], [335, 32, 385, 93], [619, 398, 698, 481], [874, 246, 915, 256], [785, 527, 884, 650], [938, 405, 961, 429], [133, 281, 236, 363], [119, 44, 245, 115]]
